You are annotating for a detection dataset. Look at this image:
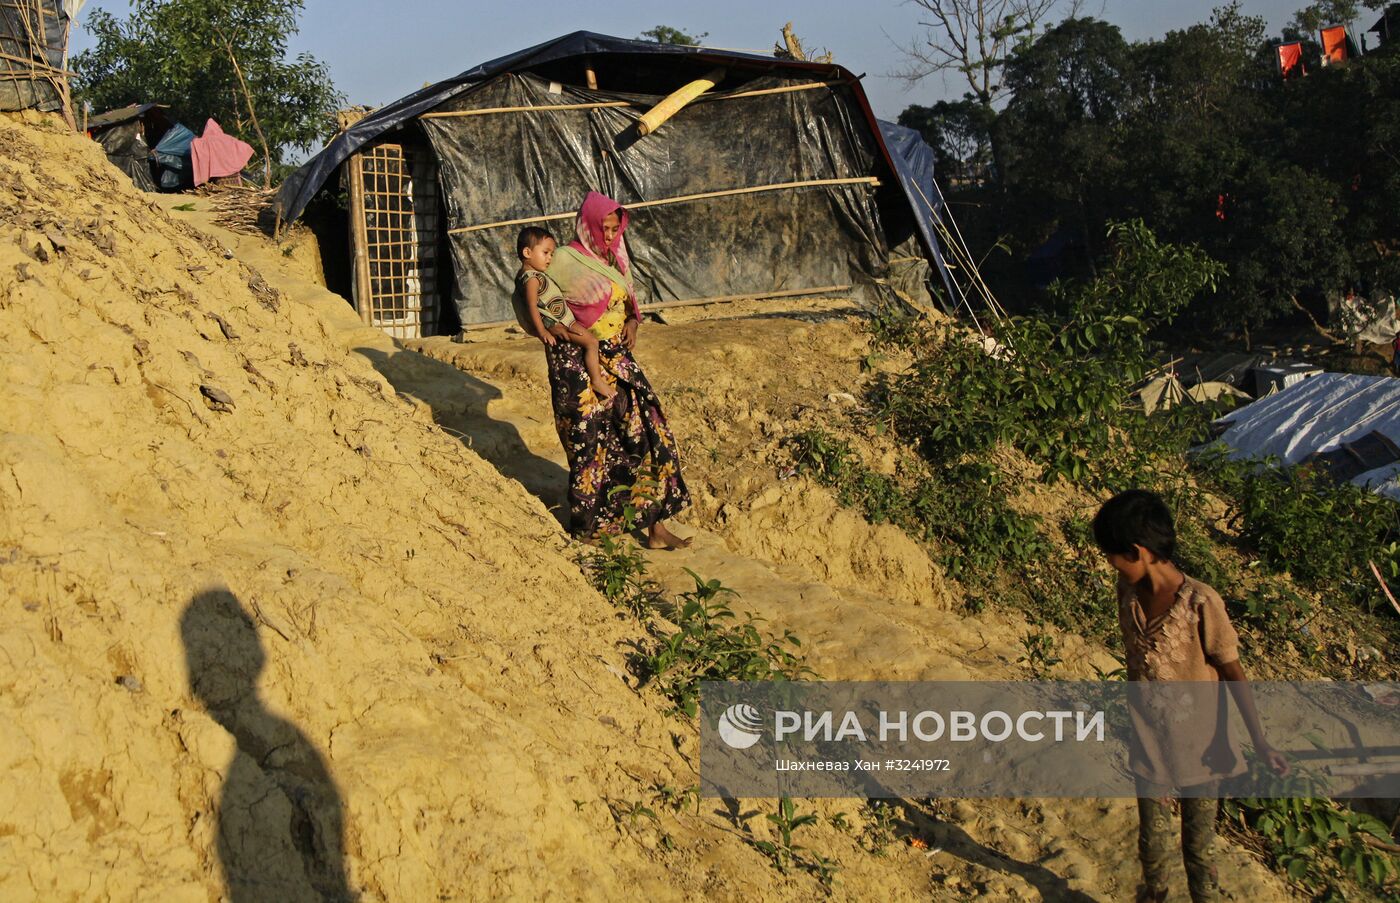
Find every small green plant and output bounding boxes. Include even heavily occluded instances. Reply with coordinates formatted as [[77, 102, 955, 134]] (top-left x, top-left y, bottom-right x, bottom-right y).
[[859, 801, 899, 856], [752, 796, 819, 873], [1224, 759, 1399, 894], [582, 530, 660, 618], [1018, 630, 1062, 678], [171, 202, 197, 211], [643, 569, 812, 717], [653, 782, 701, 817], [828, 810, 852, 833], [1237, 576, 1314, 630], [1090, 651, 1128, 681], [616, 798, 659, 828]]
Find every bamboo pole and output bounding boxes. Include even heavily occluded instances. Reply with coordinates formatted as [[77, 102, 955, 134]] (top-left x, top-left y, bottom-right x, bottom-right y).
[[637, 67, 726, 137], [448, 177, 880, 236], [459, 284, 852, 330], [348, 156, 374, 326], [642, 284, 851, 311], [1327, 763, 1400, 776], [420, 100, 634, 118], [58, 14, 74, 130], [418, 80, 846, 121]]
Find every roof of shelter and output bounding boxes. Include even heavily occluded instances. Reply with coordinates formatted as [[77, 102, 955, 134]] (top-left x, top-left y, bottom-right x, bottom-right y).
[[86, 102, 169, 131], [1211, 372, 1400, 501], [271, 31, 951, 286]]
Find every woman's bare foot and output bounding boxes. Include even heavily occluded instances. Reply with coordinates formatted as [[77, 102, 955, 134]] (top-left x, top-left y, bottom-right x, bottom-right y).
[[646, 521, 692, 550], [590, 376, 617, 401]]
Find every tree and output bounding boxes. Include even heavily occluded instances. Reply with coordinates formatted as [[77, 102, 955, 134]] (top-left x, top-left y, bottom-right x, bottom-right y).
[[895, 0, 1076, 191], [638, 25, 708, 45], [997, 18, 1135, 266], [895, 0, 1073, 107], [897, 98, 994, 185], [1290, 0, 1362, 35], [73, 0, 342, 183]]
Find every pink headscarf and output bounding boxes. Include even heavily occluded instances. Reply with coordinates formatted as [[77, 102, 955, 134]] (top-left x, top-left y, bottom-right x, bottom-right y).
[[571, 190, 632, 272], [554, 191, 639, 327]]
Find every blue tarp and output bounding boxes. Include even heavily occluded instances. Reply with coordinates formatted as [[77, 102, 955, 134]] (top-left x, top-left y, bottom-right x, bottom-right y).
[[274, 31, 958, 309], [152, 122, 194, 191]]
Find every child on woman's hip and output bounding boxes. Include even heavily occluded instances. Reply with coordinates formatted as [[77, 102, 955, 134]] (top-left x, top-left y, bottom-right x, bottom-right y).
[[515, 227, 615, 401]]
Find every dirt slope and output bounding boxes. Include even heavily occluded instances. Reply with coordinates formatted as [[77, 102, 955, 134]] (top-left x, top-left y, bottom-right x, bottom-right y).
[[0, 111, 1301, 902]]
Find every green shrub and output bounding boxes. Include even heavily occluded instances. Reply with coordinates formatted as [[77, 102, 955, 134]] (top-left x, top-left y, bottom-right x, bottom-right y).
[[1201, 456, 1400, 609], [643, 569, 812, 717]]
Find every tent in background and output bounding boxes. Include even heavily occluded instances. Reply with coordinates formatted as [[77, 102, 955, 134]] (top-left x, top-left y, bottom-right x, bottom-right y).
[[275, 31, 966, 339], [1210, 373, 1400, 501], [151, 123, 195, 191], [86, 103, 172, 192]]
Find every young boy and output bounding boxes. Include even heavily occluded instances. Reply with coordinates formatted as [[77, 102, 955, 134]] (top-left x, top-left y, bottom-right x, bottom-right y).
[[514, 227, 615, 401], [1092, 489, 1289, 903]]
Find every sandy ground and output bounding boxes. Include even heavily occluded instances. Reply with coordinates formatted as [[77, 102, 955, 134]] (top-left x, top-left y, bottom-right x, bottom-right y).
[[0, 111, 1303, 901]]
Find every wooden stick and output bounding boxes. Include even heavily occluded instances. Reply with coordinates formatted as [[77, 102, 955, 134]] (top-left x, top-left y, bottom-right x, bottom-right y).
[[1371, 560, 1400, 618], [459, 284, 852, 330], [1326, 762, 1400, 776], [584, 58, 598, 90], [447, 177, 881, 235], [348, 155, 374, 326], [637, 67, 726, 136], [642, 284, 850, 311], [214, 26, 272, 186], [420, 100, 634, 118], [418, 80, 846, 120], [58, 15, 74, 130]]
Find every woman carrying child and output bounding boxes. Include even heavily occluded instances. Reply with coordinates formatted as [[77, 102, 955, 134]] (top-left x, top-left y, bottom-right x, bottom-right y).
[[534, 191, 691, 549]]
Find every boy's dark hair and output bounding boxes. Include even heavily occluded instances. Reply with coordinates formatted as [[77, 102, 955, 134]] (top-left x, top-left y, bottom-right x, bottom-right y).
[[516, 226, 554, 257], [1091, 489, 1176, 562]]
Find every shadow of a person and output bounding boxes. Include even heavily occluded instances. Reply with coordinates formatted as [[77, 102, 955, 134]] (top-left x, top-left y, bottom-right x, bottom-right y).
[[181, 590, 356, 902], [353, 345, 570, 527], [896, 798, 1099, 903]]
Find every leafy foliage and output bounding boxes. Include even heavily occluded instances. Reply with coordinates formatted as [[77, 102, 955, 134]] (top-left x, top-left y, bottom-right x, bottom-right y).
[[638, 25, 708, 45], [909, 1, 1400, 331], [582, 531, 660, 618], [73, 0, 343, 174], [1225, 757, 1399, 895], [869, 219, 1223, 485], [643, 569, 812, 718], [1201, 455, 1400, 608]]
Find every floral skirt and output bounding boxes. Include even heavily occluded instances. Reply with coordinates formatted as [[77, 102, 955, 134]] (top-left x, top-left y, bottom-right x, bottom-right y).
[[545, 338, 690, 537]]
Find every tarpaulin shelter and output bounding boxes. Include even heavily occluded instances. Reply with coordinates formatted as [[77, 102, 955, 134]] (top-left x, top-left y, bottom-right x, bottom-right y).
[[86, 102, 172, 192], [1210, 373, 1400, 501], [1174, 352, 1321, 399], [152, 122, 195, 191], [1319, 24, 1355, 65], [0, 0, 81, 114], [275, 31, 961, 339]]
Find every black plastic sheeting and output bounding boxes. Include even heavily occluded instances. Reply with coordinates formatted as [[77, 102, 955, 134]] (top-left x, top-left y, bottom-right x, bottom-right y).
[[424, 72, 890, 324], [0, 0, 71, 112], [274, 31, 959, 313], [93, 120, 157, 192]]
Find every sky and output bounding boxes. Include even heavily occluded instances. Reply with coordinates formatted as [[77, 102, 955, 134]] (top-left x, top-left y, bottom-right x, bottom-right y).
[[69, 0, 1320, 121]]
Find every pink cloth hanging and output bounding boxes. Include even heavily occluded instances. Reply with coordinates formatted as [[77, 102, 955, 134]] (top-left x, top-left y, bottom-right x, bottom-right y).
[[190, 119, 254, 186]]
